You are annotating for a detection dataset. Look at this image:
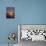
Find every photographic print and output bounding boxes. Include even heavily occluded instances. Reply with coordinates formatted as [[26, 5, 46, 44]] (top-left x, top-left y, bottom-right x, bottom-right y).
[[6, 7, 15, 18], [18, 24, 46, 46]]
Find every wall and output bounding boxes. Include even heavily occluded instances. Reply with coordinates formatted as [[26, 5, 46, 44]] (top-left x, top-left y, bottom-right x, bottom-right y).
[[0, 0, 17, 44], [0, 0, 46, 44], [16, 0, 46, 24]]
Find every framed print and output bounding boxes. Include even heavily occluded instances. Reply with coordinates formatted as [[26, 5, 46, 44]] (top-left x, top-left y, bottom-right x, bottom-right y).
[[18, 24, 46, 41], [6, 7, 15, 19]]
